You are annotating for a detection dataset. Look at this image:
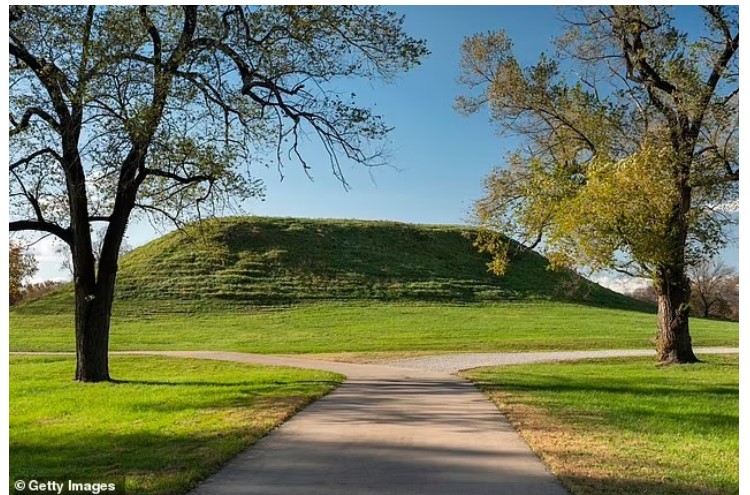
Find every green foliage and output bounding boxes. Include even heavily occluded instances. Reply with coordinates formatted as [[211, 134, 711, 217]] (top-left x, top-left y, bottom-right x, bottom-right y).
[[544, 145, 679, 271], [10, 355, 341, 494], [459, 6, 738, 281], [466, 355, 738, 495]]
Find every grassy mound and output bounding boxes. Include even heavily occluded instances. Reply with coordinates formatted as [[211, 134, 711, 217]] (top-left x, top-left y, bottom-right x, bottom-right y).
[[18, 216, 645, 315]]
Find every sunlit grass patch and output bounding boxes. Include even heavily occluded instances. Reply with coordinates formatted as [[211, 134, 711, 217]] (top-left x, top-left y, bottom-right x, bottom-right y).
[[464, 356, 738, 495], [10, 355, 342, 494]]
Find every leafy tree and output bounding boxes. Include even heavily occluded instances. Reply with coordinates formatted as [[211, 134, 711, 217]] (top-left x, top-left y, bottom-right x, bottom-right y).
[[688, 259, 737, 319], [9, 241, 38, 305], [9, 6, 427, 381], [458, 6, 738, 364]]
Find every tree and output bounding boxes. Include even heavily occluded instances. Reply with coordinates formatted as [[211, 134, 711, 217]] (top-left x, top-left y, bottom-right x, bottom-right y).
[[9, 241, 38, 305], [458, 6, 738, 364], [688, 258, 737, 319], [629, 285, 658, 306], [9, 6, 427, 381], [716, 276, 740, 321]]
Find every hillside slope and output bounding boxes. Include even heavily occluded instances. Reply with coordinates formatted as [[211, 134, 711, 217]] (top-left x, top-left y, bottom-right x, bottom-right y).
[[20, 216, 646, 314]]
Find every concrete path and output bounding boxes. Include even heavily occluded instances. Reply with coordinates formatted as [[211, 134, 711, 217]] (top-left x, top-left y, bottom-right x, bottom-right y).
[[116, 347, 736, 494], [136, 351, 566, 495]]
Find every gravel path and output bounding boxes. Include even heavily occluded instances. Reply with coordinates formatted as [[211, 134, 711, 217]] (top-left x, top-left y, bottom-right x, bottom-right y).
[[384, 346, 740, 374]]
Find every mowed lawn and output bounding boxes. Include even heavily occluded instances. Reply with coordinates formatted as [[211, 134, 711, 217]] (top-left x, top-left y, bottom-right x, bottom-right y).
[[464, 355, 739, 495], [10, 355, 342, 494], [10, 302, 738, 354]]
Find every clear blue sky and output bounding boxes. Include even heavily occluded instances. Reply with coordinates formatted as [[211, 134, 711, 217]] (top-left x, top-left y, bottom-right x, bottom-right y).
[[33, 6, 739, 283], [248, 6, 562, 224]]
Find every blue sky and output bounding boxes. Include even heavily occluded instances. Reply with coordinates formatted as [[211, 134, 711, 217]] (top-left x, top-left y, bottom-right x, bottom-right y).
[[31, 6, 739, 286], [249, 6, 561, 225]]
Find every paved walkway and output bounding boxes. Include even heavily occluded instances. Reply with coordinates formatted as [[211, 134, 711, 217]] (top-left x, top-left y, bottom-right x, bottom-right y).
[[117, 347, 736, 494]]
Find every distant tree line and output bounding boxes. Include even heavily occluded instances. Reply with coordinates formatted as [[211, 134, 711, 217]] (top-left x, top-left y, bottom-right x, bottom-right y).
[[628, 259, 738, 321]]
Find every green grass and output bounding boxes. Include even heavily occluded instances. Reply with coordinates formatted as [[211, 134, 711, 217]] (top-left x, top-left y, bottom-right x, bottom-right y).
[[464, 356, 739, 495], [10, 355, 342, 494], [15, 216, 648, 314], [10, 301, 738, 354]]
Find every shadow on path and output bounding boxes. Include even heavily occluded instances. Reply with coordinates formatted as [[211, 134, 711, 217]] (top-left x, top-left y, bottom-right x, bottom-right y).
[[190, 376, 568, 495]]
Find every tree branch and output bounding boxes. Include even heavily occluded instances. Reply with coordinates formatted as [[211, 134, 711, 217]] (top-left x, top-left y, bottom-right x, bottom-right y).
[[10, 107, 62, 136], [691, 30, 738, 137], [11, 170, 46, 224], [138, 6, 162, 77], [9, 40, 72, 124], [143, 168, 213, 184], [9, 147, 62, 171], [10, 220, 72, 245]]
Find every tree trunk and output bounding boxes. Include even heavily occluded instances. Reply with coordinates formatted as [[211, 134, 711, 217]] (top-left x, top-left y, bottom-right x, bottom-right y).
[[74, 270, 116, 382], [654, 267, 699, 364]]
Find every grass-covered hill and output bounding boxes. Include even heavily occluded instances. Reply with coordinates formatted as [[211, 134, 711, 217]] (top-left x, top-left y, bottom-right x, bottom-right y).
[[20, 216, 647, 314]]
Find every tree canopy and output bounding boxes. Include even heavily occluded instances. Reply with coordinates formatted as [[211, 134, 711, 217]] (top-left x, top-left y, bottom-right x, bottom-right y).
[[10, 6, 428, 236], [458, 6, 738, 363]]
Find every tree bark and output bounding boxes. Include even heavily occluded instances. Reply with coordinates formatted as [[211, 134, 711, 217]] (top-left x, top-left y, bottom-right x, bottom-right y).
[[73, 256, 120, 382], [654, 267, 699, 364], [74, 285, 112, 382], [72, 225, 127, 382]]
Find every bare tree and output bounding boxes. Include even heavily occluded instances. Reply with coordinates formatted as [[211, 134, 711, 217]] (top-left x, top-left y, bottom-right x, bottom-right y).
[[629, 285, 658, 306], [689, 259, 737, 319]]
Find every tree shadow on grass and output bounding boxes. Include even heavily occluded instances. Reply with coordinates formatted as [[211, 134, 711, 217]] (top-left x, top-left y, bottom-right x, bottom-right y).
[[110, 379, 341, 388], [486, 378, 739, 399], [12, 429, 734, 495], [561, 474, 736, 495], [10, 427, 260, 494], [478, 381, 737, 432]]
